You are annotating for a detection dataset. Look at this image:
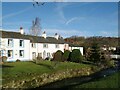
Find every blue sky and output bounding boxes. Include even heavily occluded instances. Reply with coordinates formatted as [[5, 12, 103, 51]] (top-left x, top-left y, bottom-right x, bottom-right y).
[[2, 2, 118, 37]]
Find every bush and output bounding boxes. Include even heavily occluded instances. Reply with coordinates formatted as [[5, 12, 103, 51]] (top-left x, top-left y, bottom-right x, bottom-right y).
[[70, 49, 83, 63], [62, 50, 70, 62], [37, 56, 42, 60], [2, 56, 7, 63], [53, 50, 63, 61], [16, 59, 21, 62], [45, 57, 51, 61], [105, 60, 115, 68]]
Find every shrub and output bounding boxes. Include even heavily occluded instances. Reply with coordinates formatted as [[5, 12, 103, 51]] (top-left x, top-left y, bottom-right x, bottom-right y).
[[105, 60, 115, 68], [16, 59, 21, 62], [70, 49, 83, 63], [37, 56, 42, 60], [2, 56, 7, 63], [33, 59, 42, 64], [45, 57, 51, 61], [53, 50, 63, 61], [62, 50, 70, 61]]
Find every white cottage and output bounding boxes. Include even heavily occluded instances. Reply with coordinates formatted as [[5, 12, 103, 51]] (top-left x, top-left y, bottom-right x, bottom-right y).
[[0, 28, 83, 62]]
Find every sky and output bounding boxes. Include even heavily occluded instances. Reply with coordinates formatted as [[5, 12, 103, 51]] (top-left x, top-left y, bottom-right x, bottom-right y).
[[2, 2, 118, 38]]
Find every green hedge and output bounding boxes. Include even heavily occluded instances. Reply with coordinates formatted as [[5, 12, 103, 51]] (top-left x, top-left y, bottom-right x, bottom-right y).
[[70, 49, 83, 63], [62, 50, 70, 62], [53, 50, 63, 61]]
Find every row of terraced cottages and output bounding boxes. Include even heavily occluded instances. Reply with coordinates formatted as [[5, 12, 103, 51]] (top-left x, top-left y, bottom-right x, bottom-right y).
[[0, 28, 83, 62]]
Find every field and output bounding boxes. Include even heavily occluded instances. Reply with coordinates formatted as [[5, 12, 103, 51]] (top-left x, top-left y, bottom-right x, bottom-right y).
[[2, 61, 92, 86], [72, 71, 120, 88]]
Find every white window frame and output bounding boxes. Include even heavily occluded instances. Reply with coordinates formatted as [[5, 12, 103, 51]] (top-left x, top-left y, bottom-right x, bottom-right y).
[[31, 43, 36, 48], [8, 50, 13, 58], [8, 39, 13, 47], [43, 44, 48, 48], [19, 40, 24, 47], [38, 53, 42, 57], [55, 44, 59, 48], [19, 50, 24, 57], [47, 52, 50, 57]]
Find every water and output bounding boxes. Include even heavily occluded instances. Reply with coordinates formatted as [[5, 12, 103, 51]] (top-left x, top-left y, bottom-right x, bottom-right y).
[[37, 60, 120, 88]]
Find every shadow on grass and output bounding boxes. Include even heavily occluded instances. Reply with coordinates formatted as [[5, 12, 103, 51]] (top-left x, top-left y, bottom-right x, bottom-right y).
[[32, 61, 54, 70], [81, 61, 97, 66], [1, 65, 14, 68], [32, 61, 60, 70], [37, 63, 54, 70]]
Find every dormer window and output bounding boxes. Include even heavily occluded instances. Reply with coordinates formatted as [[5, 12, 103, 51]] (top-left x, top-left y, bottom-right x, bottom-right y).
[[8, 39, 13, 47], [20, 40, 24, 47]]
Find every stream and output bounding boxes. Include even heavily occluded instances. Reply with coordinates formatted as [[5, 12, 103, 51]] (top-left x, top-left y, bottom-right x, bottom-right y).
[[36, 60, 120, 89]]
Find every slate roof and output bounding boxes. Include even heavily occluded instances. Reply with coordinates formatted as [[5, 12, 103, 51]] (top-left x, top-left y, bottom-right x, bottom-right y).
[[67, 42, 82, 47], [0, 31, 65, 44]]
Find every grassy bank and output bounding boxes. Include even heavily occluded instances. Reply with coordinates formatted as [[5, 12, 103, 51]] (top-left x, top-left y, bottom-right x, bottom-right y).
[[2, 61, 94, 88], [72, 71, 120, 88]]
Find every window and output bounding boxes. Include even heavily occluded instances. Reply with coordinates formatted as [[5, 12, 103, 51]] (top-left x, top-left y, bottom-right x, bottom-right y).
[[43, 44, 48, 48], [8, 50, 13, 58], [19, 50, 24, 57], [55, 44, 59, 48], [20, 40, 24, 47], [8, 39, 13, 47], [32, 52, 36, 59], [0, 38, 1, 48], [31, 43, 36, 48], [38, 53, 42, 57], [0, 51, 1, 56], [47, 52, 50, 57]]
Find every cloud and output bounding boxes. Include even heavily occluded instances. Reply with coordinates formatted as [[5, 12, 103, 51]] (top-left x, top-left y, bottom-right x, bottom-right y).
[[55, 3, 73, 24], [65, 17, 85, 25], [2, 6, 32, 20], [55, 3, 86, 25], [65, 17, 78, 25], [100, 31, 118, 37], [42, 28, 89, 38], [3, 21, 31, 26]]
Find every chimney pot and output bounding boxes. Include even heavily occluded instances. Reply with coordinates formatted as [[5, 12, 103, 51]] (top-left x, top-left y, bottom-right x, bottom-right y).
[[20, 27, 24, 34], [42, 31, 46, 38]]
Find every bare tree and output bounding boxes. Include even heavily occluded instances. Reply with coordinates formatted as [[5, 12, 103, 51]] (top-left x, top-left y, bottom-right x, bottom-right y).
[[30, 17, 42, 36]]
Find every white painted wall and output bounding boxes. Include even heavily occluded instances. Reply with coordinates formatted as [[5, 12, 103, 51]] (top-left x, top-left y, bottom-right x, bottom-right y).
[[0, 38, 30, 61], [29, 43, 38, 60], [69, 46, 83, 55], [37, 43, 64, 59], [0, 38, 84, 61]]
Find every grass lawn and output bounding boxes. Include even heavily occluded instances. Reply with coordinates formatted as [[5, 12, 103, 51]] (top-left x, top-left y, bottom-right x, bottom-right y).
[[2, 61, 92, 85], [72, 71, 120, 88]]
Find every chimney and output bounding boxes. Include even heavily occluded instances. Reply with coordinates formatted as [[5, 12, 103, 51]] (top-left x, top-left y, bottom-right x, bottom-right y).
[[42, 31, 46, 38], [20, 27, 24, 34], [55, 33, 59, 40]]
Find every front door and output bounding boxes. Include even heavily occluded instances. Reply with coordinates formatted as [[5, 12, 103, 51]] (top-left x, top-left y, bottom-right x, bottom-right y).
[[43, 50, 46, 59]]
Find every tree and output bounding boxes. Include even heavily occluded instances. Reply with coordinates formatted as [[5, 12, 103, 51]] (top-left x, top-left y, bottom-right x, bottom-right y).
[[70, 49, 83, 63], [30, 17, 41, 36], [101, 45, 115, 68], [53, 50, 63, 61], [62, 50, 70, 62], [88, 39, 101, 64]]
